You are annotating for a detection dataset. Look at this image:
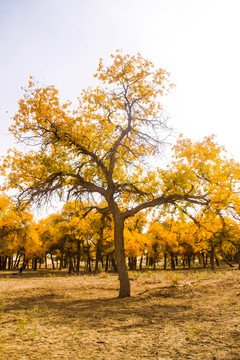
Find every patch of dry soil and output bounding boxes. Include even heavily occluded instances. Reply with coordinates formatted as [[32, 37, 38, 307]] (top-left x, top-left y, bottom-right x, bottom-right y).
[[0, 269, 240, 359]]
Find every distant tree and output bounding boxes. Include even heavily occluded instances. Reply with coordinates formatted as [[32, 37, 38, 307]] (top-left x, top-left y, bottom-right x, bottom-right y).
[[0, 194, 38, 270], [168, 135, 240, 269]]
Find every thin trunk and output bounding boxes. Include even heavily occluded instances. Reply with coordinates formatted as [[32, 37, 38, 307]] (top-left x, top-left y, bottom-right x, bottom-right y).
[[175, 256, 178, 267], [220, 250, 234, 268], [95, 217, 105, 273], [76, 240, 81, 273], [2, 256, 7, 270], [59, 253, 63, 270], [68, 254, 74, 273], [210, 248, 215, 270], [50, 254, 55, 270], [16, 256, 21, 269], [202, 253, 206, 268], [8, 257, 12, 270], [163, 253, 167, 270], [86, 246, 92, 272], [198, 255, 201, 265], [128, 257, 131, 270], [95, 243, 101, 273], [153, 258, 156, 270], [13, 252, 20, 269], [170, 252, 175, 270], [145, 253, 149, 267], [111, 256, 118, 273], [33, 258, 37, 271], [105, 255, 109, 272]]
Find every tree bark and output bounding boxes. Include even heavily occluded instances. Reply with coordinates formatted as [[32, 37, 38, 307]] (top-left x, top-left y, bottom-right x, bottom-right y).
[[202, 253, 206, 268], [86, 246, 92, 272], [105, 254, 109, 272], [113, 215, 130, 298], [170, 252, 175, 270], [182, 256, 186, 269], [50, 254, 55, 270], [220, 250, 234, 267], [8, 257, 12, 270], [164, 253, 167, 270], [76, 239, 81, 273], [13, 252, 20, 269], [95, 241, 102, 273], [68, 253, 74, 273], [210, 248, 215, 270]]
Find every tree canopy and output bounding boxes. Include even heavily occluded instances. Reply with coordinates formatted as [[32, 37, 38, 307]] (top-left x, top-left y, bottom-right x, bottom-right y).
[[1, 51, 233, 297]]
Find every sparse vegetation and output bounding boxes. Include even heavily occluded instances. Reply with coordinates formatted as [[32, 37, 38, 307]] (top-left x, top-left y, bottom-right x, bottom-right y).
[[0, 267, 239, 359]]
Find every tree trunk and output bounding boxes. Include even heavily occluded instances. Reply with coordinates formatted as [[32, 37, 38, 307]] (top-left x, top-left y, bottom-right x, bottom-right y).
[[86, 246, 92, 272], [236, 250, 240, 270], [105, 255, 109, 272], [2, 256, 7, 270], [8, 257, 12, 270], [220, 250, 234, 268], [113, 215, 130, 298], [175, 256, 178, 267], [197, 254, 202, 265], [59, 253, 63, 270], [210, 248, 215, 270], [206, 253, 208, 265], [76, 240, 81, 273], [145, 253, 149, 267], [33, 258, 37, 270], [95, 243, 101, 273], [153, 258, 156, 270], [163, 253, 167, 270], [50, 254, 55, 270], [170, 253, 175, 270], [68, 254, 74, 273], [202, 253, 206, 268], [13, 252, 20, 269], [95, 216, 105, 273]]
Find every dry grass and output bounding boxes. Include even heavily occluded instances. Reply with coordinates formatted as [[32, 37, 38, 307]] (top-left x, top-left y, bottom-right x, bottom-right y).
[[0, 267, 240, 359]]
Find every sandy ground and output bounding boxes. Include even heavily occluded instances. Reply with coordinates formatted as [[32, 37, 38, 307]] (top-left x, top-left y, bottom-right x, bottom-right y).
[[0, 268, 240, 360]]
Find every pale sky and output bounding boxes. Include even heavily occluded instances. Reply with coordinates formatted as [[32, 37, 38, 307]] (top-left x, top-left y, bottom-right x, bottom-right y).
[[1, 0, 240, 160]]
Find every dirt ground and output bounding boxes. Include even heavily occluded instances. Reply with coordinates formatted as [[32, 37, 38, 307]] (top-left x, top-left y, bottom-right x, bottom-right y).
[[0, 267, 240, 360]]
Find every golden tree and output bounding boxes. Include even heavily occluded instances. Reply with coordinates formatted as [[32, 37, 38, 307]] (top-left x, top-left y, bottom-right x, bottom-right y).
[[0, 194, 37, 269], [1, 52, 208, 297]]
